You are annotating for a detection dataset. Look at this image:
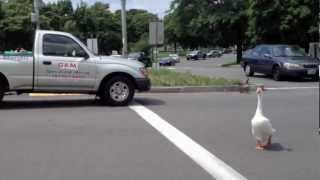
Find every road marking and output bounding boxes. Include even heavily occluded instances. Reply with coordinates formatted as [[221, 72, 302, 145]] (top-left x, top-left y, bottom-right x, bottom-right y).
[[265, 86, 318, 91], [29, 93, 83, 97], [129, 103, 247, 180]]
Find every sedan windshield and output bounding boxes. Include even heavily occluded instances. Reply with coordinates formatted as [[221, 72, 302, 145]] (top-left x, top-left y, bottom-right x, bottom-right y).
[[273, 46, 306, 57]]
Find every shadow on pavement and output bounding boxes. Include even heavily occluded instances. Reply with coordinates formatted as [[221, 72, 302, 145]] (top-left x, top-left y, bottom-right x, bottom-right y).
[[0, 97, 166, 110], [134, 97, 166, 106], [251, 74, 318, 82], [266, 143, 293, 152], [0, 99, 101, 110]]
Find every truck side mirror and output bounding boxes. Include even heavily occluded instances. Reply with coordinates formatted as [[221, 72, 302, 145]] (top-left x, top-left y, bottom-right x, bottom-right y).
[[83, 53, 89, 60], [78, 51, 89, 60]]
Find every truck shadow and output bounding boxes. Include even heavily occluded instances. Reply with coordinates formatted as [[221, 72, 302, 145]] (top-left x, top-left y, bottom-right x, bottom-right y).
[[133, 98, 166, 106], [0, 97, 166, 110], [0, 99, 101, 110]]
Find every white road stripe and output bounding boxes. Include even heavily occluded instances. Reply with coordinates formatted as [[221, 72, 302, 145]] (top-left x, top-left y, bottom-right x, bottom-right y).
[[265, 86, 318, 90], [129, 103, 247, 180]]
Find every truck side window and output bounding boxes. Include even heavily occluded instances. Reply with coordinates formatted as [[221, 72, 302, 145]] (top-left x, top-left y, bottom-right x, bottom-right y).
[[43, 34, 87, 58]]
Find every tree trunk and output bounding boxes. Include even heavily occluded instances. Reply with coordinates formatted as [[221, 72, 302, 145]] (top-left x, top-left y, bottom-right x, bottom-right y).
[[236, 25, 243, 64], [236, 18, 245, 64]]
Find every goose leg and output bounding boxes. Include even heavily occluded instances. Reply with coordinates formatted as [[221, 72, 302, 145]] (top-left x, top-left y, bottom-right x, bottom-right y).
[[266, 136, 272, 147], [255, 140, 265, 150]]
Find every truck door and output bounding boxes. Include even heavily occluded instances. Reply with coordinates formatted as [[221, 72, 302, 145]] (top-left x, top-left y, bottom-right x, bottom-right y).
[[36, 34, 96, 90]]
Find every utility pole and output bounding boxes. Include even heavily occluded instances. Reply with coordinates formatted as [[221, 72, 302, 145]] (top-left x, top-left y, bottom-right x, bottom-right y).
[[33, 0, 40, 30], [121, 0, 128, 57]]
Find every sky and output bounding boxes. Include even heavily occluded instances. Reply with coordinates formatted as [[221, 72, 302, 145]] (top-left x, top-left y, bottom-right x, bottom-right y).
[[43, 0, 173, 18]]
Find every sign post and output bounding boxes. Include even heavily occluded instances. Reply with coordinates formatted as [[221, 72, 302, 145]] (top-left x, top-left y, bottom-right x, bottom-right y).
[[87, 39, 98, 55], [149, 21, 164, 70], [32, 0, 40, 29], [121, 0, 128, 58]]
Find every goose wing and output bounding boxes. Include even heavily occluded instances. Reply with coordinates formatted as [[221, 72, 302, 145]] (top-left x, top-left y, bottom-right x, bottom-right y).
[[251, 115, 275, 143]]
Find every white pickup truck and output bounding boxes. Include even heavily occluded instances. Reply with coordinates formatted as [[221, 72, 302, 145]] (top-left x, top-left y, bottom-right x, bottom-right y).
[[0, 30, 150, 106]]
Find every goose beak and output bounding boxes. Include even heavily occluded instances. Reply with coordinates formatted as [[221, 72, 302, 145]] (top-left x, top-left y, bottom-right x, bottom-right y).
[[256, 87, 263, 95]]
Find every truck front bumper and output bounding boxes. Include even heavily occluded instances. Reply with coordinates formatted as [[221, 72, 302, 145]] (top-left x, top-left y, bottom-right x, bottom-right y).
[[135, 78, 151, 92]]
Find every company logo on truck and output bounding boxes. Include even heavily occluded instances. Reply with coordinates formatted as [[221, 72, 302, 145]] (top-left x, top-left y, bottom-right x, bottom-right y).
[[58, 63, 78, 70]]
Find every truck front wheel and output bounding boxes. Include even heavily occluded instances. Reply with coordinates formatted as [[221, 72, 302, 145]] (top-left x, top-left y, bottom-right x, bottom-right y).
[[0, 84, 4, 103], [99, 76, 135, 106]]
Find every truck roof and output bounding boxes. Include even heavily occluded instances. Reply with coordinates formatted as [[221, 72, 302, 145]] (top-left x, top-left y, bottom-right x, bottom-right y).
[[36, 30, 73, 36]]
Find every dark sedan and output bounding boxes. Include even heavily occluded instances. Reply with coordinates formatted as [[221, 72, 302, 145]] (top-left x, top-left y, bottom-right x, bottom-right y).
[[159, 57, 176, 66], [186, 50, 206, 60], [241, 45, 319, 81], [128, 52, 152, 67]]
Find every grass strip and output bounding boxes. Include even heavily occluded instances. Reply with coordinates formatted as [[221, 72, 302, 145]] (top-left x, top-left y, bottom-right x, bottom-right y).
[[149, 68, 240, 87]]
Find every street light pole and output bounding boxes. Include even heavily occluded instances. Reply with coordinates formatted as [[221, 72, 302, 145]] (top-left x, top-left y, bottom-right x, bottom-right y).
[[33, 0, 40, 30], [121, 0, 128, 57]]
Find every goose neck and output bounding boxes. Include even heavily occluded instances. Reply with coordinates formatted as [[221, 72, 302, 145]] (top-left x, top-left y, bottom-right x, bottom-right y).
[[256, 94, 263, 114]]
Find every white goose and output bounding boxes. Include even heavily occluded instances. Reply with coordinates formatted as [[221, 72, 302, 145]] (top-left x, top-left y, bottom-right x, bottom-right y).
[[251, 87, 276, 150]]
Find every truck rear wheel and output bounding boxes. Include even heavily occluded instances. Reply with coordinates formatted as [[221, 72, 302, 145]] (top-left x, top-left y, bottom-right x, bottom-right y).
[[99, 76, 135, 106]]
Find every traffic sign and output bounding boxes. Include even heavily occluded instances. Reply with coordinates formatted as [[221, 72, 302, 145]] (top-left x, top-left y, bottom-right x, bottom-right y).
[[149, 21, 164, 45]]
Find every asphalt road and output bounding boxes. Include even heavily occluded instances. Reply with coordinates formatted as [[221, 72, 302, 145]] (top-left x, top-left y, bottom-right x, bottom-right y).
[[0, 89, 319, 180], [170, 54, 318, 88]]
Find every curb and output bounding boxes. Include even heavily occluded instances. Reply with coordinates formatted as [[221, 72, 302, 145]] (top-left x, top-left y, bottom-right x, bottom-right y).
[[4, 85, 262, 96], [149, 84, 261, 93]]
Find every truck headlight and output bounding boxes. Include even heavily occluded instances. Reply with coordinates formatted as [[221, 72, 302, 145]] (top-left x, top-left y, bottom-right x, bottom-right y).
[[284, 63, 302, 69], [139, 67, 148, 77]]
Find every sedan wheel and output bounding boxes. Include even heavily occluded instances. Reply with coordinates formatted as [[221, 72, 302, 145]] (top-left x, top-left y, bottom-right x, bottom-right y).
[[244, 64, 254, 76], [272, 66, 281, 81]]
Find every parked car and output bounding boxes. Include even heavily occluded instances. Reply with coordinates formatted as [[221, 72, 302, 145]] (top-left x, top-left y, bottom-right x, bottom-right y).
[[159, 57, 176, 66], [128, 52, 152, 67], [223, 48, 233, 54], [169, 54, 180, 63], [186, 50, 206, 60], [241, 44, 319, 81], [207, 50, 222, 58], [0, 30, 151, 106]]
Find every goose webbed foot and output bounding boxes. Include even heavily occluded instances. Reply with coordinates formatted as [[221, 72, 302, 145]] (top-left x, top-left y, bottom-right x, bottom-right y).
[[255, 141, 265, 151]]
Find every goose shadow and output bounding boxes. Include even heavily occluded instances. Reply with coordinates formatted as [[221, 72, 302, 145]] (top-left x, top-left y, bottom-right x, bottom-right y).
[[265, 143, 293, 152]]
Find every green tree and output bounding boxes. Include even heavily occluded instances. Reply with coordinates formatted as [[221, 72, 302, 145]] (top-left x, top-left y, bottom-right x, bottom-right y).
[[0, 1, 4, 49], [41, 0, 73, 31], [0, 0, 33, 50], [166, 0, 248, 62], [246, 0, 318, 49], [114, 9, 157, 53]]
